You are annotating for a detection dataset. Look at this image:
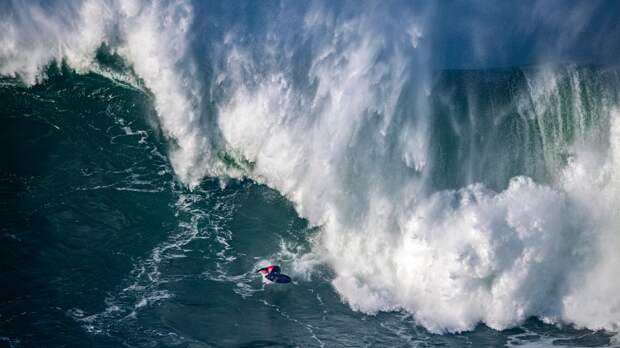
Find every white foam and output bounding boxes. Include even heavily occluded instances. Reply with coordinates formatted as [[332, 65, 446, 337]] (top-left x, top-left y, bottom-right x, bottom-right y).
[[559, 110, 620, 331], [214, 10, 620, 334], [3, 1, 620, 335], [0, 0, 210, 186]]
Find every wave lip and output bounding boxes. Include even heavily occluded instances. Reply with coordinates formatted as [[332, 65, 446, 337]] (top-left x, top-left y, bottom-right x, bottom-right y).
[[3, 0, 620, 335], [0, 0, 211, 186]]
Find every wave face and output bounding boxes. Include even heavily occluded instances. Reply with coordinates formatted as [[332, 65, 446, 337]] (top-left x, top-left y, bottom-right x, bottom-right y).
[[3, 0, 620, 335]]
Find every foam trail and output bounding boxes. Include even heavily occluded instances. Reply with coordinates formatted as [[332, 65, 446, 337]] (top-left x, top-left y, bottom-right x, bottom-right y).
[[3, 0, 620, 335]]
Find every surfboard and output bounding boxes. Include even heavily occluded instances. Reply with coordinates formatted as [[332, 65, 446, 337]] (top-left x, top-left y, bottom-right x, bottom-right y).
[[257, 265, 291, 284], [272, 274, 291, 284]]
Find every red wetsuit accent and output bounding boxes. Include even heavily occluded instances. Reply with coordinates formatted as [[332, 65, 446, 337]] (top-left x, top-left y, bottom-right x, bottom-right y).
[[257, 265, 280, 276]]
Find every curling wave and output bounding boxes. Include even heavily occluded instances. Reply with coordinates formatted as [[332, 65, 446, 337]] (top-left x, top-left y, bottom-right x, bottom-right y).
[[2, 0, 620, 334]]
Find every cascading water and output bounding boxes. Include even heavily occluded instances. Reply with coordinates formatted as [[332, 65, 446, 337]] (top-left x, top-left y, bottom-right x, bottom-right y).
[[2, 0, 620, 346]]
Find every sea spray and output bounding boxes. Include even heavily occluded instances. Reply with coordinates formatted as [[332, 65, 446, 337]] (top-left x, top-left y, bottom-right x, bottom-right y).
[[216, 43, 620, 333], [2, 0, 620, 335], [0, 0, 211, 186]]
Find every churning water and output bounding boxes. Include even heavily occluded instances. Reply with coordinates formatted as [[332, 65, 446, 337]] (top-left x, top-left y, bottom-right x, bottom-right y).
[[2, 1, 620, 347]]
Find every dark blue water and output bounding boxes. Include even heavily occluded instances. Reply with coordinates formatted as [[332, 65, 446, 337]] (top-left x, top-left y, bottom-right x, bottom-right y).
[[3, 1, 620, 347], [1, 68, 617, 347]]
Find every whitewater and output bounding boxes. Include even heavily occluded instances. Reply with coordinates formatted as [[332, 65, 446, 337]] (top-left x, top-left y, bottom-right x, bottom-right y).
[[2, 0, 620, 343]]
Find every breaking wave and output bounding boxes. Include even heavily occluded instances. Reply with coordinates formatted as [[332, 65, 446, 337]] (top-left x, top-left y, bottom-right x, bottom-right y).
[[2, 0, 620, 334]]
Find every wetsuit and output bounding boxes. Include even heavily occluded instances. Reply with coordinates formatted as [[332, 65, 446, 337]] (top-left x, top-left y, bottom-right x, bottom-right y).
[[257, 265, 281, 281]]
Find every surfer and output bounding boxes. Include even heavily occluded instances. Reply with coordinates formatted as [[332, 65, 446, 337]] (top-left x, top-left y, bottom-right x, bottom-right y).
[[256, 265, 291, 284]]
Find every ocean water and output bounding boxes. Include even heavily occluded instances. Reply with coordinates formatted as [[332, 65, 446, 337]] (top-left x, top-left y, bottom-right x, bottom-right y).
[[2, 1, 620, 347]]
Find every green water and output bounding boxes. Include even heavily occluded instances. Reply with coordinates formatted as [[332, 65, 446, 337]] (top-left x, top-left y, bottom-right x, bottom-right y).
[[1, 68, 618, 347]]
